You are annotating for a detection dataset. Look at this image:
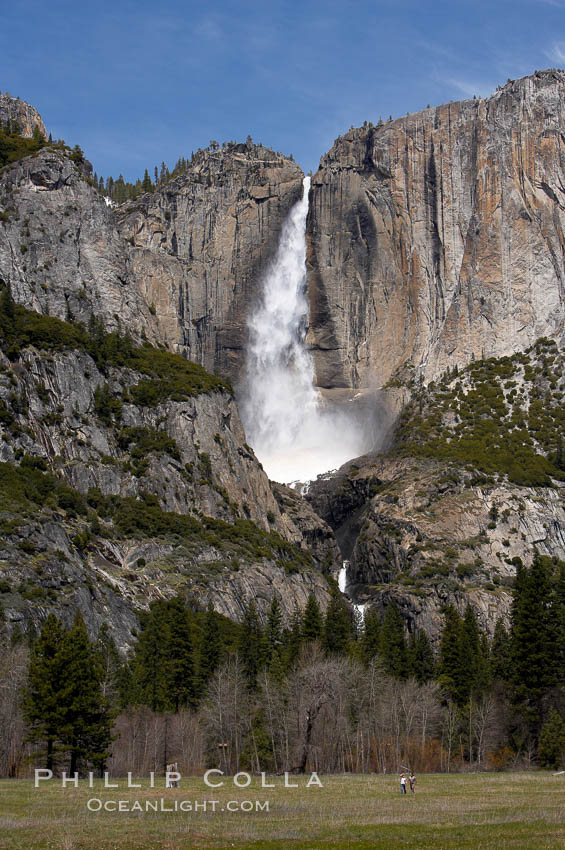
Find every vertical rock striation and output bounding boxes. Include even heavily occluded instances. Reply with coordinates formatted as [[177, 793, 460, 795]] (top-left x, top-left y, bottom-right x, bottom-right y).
[[117, 144, 304, 381], [308, 70, 565, 389], [0, 129, 303, 385]]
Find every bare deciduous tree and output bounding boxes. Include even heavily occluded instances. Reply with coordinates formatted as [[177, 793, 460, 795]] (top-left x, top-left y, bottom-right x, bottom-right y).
[[0, 644, 28, 776], [202, 655, 251, 774]]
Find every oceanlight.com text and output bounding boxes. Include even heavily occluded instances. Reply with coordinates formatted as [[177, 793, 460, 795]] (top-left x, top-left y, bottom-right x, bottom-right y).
[[86, 798, 270, 813]]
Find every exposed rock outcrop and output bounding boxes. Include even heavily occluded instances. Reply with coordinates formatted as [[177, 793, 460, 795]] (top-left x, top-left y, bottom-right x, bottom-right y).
[[0, 505, 332, 653], [0, 340, 337, 557], [0, 134, 304, 385], [0, 93, 47, 138], [0, 336, 337, 646], [308, 453, 565, 643], [308, 70, 565, 390], [5, 75, 565, 649], [117, 144, 304, 380], [0, 148, 160, 340]]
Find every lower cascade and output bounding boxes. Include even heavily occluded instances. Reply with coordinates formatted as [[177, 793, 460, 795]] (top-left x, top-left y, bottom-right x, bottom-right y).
[[241, 176, 370, 484], [338, 561, 366, 625]]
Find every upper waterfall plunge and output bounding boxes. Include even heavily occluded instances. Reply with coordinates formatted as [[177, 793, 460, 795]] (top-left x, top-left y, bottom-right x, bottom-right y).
[[241, 176, 371, 484]]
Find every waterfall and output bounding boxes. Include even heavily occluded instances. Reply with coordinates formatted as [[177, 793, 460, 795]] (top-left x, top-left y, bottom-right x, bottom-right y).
[[353, 601, 366, 625], [242, 176, 368, 484], [337, 560, 365, 626], [338, 562, 347, 594]]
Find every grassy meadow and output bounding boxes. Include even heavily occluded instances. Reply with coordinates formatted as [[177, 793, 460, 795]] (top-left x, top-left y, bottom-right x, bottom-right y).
[[0, 772, 564, 849]]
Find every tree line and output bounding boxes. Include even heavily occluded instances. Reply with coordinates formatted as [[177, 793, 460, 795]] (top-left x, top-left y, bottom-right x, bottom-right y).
[[1, 553, 564, 776], [96, 136, 287, 204]]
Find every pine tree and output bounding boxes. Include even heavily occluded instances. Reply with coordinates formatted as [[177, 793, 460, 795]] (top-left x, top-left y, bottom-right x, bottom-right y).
[[408, 630, 435, 682], [114, 175, 127, 203], [556, 562, 565, 686], [360, 607, 380, 664], [239, 601, 266, 689], [58, 614, 113, 774], [130, 600, 171, 711], [511, 554, 556, 733], [302, 593, 322, 642], [283, 605, 303, 669], [459, 605, 487, 701], [265, 595, 283, 665], [142, 168, 153, 193], [24, 614, 66, 770], [438, 606, 463, 702], [167, 598, 197, 710], [538, 709, 565, 768], [198, 602, 223, 693], [323, 592, 351, 655], [267, 649, 286, 684], [380, 603, 407, 678], [490, 618, 511, 682]]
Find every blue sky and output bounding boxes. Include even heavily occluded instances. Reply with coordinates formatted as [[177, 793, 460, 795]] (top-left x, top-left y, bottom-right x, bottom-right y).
[[2, 0, 565, 180]]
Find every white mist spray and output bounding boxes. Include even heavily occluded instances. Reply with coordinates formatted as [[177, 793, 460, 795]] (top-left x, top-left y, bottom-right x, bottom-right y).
[[242, 176, 369, 483]]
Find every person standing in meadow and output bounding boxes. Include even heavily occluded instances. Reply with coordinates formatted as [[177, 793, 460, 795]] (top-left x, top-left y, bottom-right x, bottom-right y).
[[409, 772, 416, 793], [400, 774, 407, 794]]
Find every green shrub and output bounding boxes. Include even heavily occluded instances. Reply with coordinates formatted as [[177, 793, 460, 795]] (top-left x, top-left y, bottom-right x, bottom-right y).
[[0, 285, 232, 407], [0, 126, 46, 167], [93, 383, 122, 426], [395, 341, 565, 487], [0, 458, 313, 574], [117, 427, 181, 476], [0, 461, 86, 516]]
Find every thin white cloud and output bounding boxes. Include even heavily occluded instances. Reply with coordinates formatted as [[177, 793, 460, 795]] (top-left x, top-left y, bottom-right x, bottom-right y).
[[545, 41, 565, 63], [194, 13, 224, 43], [445, 77, 496, 99], [417, 39, 461, 64]]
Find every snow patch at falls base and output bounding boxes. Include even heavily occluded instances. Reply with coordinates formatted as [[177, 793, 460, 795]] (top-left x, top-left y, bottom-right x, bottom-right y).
[[241, 176, 371, 484]]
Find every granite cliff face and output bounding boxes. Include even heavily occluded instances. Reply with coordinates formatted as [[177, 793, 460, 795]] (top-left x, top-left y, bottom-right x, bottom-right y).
[[0, 93, 47, 138], [6, 74, 565, 398], [117, 145, 304, 380], [0, 148, 161, 341], [309, 454, 565, 644], [0, 135, 304, 385], [3, 77, 565, 648], [308, 337, 565, 642], [307, 70, 565, 390], [0, 338, 336, 647], [0, 102, 336, 645]]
